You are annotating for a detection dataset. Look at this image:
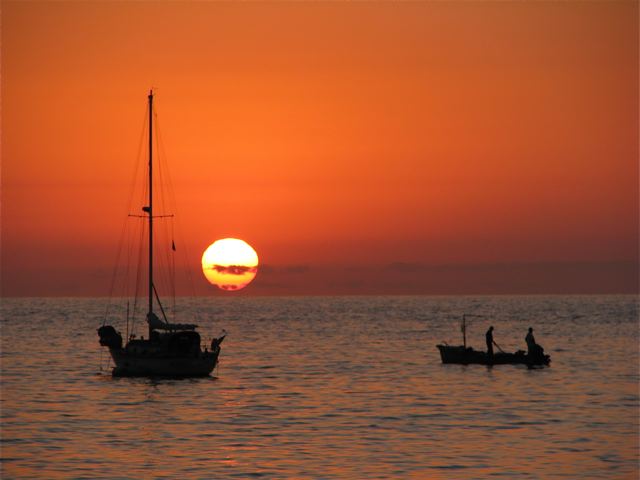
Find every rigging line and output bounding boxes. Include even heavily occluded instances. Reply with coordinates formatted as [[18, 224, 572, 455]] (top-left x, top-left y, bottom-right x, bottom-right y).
[[162, 166, 198, 299], [156, 116, 176, 309], [120, 103, 149, 318], [161, 232, 173, 318], [126, 218, 143, 304], [155, 108, 198, 300], [124, 200, 145, 299], [155, 114, 180, 233], [131, 217, 146, 336], [103, 188, 136, 325], [180, 225, 198, 298], [103, 214, 128, 325], [152, 283, 170, 324], [153, 224, 170, 320], [154, 131, 172, 316], [122, 212, 132, 301], [157, 133, 195, 302], [129, 220, 140, 335], [172, 219, 176, 316], [153, 109, 173, 206], [104, 101, 149, 323], [125, 103, 150, 220], [153, 109, 175, 317], [174, 224, 198, 298], [125, 301, 130, 350], [126, 216, 136, 295], [155, 113, 168, 219]]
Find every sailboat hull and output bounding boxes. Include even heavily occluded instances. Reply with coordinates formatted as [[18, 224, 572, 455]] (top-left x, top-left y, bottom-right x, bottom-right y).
[[108, 347, 220, 377]]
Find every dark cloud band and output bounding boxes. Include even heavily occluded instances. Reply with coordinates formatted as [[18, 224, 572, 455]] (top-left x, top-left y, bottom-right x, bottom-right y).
[[207, 265, 258, 275]]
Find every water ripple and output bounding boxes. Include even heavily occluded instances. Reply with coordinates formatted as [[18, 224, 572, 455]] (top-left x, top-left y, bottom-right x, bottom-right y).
[[1, 295, 638, 478]]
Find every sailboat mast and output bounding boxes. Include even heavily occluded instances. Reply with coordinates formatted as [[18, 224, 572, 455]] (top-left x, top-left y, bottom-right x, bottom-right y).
[[148, 90, 154, 323]]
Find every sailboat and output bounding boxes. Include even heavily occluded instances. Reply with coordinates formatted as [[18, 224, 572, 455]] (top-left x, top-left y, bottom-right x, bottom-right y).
[[98, 91, 225, 377]]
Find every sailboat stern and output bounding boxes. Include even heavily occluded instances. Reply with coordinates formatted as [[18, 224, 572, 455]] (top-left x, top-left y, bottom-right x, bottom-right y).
[[97, 325, 123, 349]]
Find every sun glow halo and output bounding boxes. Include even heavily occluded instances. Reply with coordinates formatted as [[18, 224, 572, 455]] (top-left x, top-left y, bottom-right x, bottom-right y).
[[201, 238, 259, 291]]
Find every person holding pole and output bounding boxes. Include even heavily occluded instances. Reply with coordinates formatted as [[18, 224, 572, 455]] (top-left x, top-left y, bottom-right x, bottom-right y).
[[486, 326, 498, 357]]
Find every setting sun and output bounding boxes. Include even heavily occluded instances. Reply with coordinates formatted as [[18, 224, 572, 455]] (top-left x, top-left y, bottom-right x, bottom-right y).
[[201, 238, 259, 291]]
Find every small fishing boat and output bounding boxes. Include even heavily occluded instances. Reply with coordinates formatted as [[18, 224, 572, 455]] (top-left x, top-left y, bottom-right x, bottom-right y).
[[98, 91, 225, 377], [436, 314, 550, 367]]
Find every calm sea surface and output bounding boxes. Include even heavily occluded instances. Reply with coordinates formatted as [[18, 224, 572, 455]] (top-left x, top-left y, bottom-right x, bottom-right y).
[[1, 295, 638, 479]]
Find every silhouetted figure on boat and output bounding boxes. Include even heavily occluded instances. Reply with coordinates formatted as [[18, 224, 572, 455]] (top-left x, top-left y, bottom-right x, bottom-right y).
[[525, 327, 536, 353], [525, 327, 545, 359], [486, 326, 496, 356], [211, 332, 226, 351]]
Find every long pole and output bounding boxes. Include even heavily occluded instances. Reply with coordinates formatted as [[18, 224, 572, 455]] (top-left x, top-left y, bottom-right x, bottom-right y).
[[148, 90, 154, 338], [462, 314, 466, 349]]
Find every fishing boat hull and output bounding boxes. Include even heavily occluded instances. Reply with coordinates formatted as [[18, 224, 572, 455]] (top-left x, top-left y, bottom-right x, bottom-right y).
[[436, 344, 550, 367], [107, 346, 220, 377]]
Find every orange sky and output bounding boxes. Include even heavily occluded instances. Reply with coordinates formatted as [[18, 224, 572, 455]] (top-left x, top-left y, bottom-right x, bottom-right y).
[[2, 1, 638, 296]]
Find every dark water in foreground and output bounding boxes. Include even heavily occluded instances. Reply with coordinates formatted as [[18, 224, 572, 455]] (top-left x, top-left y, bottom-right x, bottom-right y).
[[1, 295, 638, 479]]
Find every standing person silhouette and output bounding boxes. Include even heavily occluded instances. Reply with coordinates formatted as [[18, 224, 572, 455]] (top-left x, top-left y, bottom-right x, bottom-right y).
[[525, 327, 545, 358], [525, 327, 536, 355], [486, 326, 496, 357]]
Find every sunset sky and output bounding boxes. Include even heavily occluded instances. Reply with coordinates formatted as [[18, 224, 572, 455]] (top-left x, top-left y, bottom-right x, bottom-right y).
[[2, 1, 638, 296]]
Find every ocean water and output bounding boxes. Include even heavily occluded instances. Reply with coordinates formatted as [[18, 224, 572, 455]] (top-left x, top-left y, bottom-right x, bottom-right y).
[[1, 295, 638, 479]]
